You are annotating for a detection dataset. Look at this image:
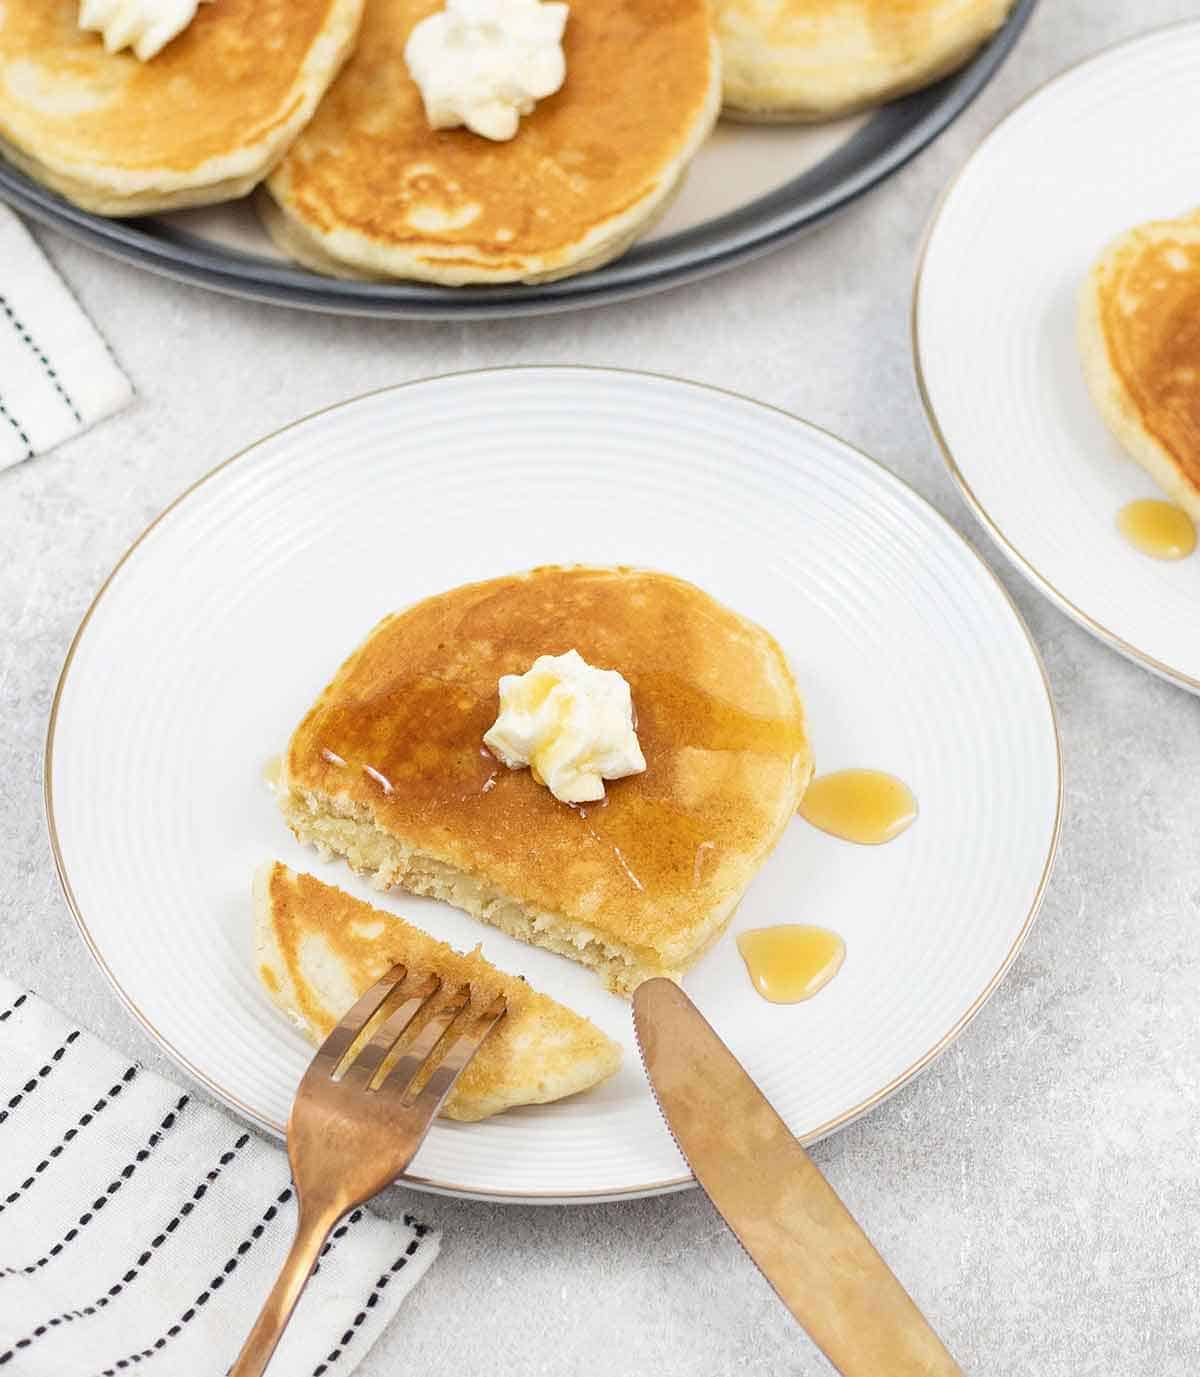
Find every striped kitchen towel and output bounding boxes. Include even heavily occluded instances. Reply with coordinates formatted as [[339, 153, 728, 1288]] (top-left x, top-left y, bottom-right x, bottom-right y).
[[0, 976, 439, 1376], [0, 206, 132, 472]]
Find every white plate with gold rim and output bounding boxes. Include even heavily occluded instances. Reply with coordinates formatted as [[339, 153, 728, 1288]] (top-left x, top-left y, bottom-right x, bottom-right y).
[[47, 368, 1061, 1202], [914, 21, 1200, 694]]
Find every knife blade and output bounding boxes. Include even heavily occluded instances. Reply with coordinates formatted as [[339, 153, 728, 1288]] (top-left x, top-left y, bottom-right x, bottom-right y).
[[633, 978, 964, 1377]]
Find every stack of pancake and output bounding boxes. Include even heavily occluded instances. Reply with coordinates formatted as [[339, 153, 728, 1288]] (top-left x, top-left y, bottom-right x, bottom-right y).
[[718, 0, 1017, 122], [0, 0, 1016, 285], [1079, 209, 1200, 522], [276, 566, 813, 995], [261, 0, 721, 284], [0, 0, 364, 214]]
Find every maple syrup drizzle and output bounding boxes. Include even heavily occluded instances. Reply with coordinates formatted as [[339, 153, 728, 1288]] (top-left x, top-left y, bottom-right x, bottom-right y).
[[262, 755, 283, 793], [737, 925, 845, 1004], [1117, 499, 1196, 561], [798, 769, 917, 845]]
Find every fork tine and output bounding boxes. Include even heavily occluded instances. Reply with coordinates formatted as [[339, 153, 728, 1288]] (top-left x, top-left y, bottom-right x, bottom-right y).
[[340, 974, 441, 1087], [305, 963, 407, 1082], [374, 987, 472, 1097], [412, 995, 507, 1112]]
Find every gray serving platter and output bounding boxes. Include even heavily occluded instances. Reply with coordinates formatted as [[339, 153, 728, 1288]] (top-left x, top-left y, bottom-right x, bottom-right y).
[[0, 0, 1035, 319]]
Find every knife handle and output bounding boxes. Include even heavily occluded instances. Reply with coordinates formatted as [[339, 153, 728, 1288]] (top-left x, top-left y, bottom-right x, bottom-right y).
[[633, 979, 964, 1375], [754, 1141, 965, 1375]]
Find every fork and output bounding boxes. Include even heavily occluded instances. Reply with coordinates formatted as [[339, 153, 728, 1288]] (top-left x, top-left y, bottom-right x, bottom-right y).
[[229, 964, 506, 1377]]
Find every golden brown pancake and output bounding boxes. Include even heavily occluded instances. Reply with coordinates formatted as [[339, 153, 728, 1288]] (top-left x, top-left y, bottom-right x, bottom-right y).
[[255, 863, 620, 1120], [716, 0, 1014, 121], [1079, 209, 1200, 522], [0, 0, 363, 215], [259, 0, 720, 284], [279, 566, 812, 995]]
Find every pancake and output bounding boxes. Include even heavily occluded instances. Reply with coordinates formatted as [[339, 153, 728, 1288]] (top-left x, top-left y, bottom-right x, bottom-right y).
[[255, 862, 621, 1120], [716, 0, 1014, 122], [0, 0, 364, 215], [259, 0, 720, 284], [279, 566, 812, 995], [1079, 209, 1200, 522]]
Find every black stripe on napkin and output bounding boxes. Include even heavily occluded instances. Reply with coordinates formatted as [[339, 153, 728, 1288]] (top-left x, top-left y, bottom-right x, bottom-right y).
[[88, 1199, 367, 1375], [308, 1206, 365, 1280], [0, 1128, 251, 1366], [0, 391, 33, 463], [0, 993, 27, 1023], [0, 1095, 188, 1277], [310, 1223, 431, 1377], [0, 292, 82, 423], [0, 1030, 80, 1127], [0, 1066, 138, 1216], [93, 1185, 295, 1374]]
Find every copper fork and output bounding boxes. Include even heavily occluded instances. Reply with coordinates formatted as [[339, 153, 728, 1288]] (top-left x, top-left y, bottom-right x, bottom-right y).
[[230, 964, 506, 1377]]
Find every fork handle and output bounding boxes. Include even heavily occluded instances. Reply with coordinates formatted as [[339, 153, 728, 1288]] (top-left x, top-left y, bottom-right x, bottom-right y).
[[229, 1201, 342, 1377]]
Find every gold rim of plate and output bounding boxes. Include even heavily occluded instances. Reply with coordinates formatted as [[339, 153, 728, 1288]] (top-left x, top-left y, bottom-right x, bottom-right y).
[[44, 366, 1064, 1202]]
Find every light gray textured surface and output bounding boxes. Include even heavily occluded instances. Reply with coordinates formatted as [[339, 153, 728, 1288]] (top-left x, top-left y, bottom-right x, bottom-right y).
[[4, 2, 1200, 1372]]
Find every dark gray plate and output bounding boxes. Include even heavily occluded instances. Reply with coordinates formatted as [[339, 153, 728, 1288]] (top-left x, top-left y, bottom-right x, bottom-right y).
[[0, 0, 1035, 319]]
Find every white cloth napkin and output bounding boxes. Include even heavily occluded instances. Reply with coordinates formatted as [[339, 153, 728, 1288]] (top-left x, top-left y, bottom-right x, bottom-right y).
[[0, 976, 439, 1376], [0, 207, 133, 472]]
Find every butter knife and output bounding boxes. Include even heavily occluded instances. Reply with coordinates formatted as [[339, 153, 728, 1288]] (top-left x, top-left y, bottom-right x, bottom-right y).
[[633, 978, 965, 1377]]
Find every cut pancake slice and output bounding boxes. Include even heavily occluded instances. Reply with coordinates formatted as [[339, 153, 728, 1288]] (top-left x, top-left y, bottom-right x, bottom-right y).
[[1079, 208, 1200, 522], [279, 566, 812, 996], [0, 0, 364, 215], [260, 0, 720, 284], [255, 862, 621, 1121], [716, 0, 1014, 122]]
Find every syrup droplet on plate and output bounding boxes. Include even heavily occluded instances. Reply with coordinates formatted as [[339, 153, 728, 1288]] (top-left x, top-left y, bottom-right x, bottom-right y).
[[1117, 499, 1196, 560], [262, 755, 283, 793], [798, 769, 916, 845], [737, 925, 845, 1004]]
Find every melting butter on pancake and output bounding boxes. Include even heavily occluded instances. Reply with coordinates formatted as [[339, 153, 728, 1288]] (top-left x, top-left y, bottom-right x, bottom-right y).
[[279, 566, 812, 996], [0, 0, 363, 215], [716, 0, 1014, 122], [256, 862, 620, 1120], [259, 0, 720, 284], [1079, 209, 1200, 522]]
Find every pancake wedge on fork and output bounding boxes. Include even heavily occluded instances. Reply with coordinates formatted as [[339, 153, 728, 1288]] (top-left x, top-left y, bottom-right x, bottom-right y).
[[260, 0, 720, 284], [256, 863, 620, 1120], [1079, 209, 1200, 522], [0, 0, 363, 214], [278, 566, 812, 996]]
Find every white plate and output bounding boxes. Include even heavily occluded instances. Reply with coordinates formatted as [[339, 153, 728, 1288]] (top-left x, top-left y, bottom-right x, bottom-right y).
[[914, 21, 1200, 693], [47, 368, 1061, 1202]]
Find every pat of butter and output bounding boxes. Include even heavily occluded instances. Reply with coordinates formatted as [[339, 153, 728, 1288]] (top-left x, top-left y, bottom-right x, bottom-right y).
[[483, 649, 645, 804], [404, 0, 569, 142], [78, 0, 211, 61]]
